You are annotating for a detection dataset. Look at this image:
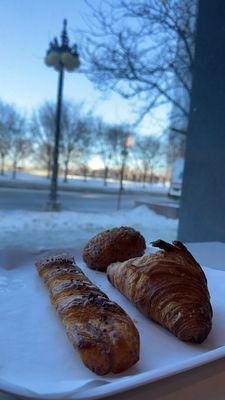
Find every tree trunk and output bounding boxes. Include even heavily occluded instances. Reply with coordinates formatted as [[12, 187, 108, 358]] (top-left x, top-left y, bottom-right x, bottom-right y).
[[1, 154, 5, 176], [142, 166, 148, 188], [119, 157, 126, 192], [149, 169, 154, 183], [142, 172, 146, 188], [64, 159, 69, 182], [83, 165, 87, 181], [104, 166, 108, 186], [12, 161, 17, 179], [47, 157, 51, 179], [117, 157, 126, 210]]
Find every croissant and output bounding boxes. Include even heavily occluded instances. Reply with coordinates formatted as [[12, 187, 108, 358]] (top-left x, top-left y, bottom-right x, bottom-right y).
[[107, 240, 213, 343], [35, 254, 140, 375]]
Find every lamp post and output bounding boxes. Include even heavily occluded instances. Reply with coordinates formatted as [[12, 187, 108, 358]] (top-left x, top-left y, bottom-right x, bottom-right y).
[[44, 19, 80, 211], [117, 135, 134, 210]]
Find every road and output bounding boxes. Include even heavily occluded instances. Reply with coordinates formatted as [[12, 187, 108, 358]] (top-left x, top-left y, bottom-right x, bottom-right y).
[[0, 187, 179, 213]]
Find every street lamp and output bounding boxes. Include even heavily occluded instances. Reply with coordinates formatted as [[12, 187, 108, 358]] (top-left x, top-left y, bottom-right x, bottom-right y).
[[117, 134, 134, 210], [45, 19, 80, 211]]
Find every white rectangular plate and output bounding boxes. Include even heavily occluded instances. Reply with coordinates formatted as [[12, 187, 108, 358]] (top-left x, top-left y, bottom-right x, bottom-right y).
[[0, 248, 225, 400]]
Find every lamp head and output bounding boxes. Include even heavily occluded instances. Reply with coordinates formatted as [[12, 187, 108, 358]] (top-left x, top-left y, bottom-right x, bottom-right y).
[[44, 19, 80, 72]]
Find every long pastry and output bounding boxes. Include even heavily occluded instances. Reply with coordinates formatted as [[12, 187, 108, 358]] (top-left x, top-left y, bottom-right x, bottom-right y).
[[35, 254, 140, 375], [107, 240, 212, 343]]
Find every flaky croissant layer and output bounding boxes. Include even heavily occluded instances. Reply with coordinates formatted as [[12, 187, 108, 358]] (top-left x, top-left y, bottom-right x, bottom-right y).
[[107, 240, 213, 343]]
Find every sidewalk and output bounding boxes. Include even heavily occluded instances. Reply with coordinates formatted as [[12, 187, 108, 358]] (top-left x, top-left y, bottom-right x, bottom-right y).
[[0, 172, 168, 197]]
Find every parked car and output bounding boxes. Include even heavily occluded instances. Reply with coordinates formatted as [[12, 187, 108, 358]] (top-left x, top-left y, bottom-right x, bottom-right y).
[[168, 158, 184, 198]]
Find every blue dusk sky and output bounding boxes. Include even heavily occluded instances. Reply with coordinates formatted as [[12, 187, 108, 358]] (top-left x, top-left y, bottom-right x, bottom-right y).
[[0, 0, 170, 135]]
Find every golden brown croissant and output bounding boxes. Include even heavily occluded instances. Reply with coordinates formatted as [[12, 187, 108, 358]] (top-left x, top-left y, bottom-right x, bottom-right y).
[[107, 240, 213, 343], [35, 254, 140, 375]]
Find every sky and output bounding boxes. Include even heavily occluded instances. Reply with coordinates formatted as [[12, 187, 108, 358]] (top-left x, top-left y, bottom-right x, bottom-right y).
[[0, 0, 170, 136]]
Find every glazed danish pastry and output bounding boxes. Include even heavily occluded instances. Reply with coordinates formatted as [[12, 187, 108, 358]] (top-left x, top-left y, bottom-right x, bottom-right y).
[[35, 253, 140, 375]]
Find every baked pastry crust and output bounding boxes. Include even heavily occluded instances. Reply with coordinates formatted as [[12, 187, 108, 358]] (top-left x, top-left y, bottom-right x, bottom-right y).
[[35, 253, 140, 375], [107, 240, 212, 343], [83, 226, 146, 271]]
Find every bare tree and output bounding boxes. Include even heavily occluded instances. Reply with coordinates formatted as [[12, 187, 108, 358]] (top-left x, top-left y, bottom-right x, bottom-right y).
[[81, 0, 197, 127], [31, 101, 93, 181], [108, 125, 133, 170], [0, 135, 9, 175], [107, 125, 135, 191], [60, 103, 91, 182], [94, 119, 120, 186], [0, 100, 12, 175], [6, 108, 32, 179], [11, 138, 32, 179], [135, 135, 161, 187], [78, 135, 93, 181], [30, 102, 55, 178], [90, 120, 133, 187]]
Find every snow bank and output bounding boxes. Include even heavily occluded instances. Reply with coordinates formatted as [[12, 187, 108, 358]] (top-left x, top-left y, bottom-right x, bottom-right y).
[[0, 206, 177, 250]]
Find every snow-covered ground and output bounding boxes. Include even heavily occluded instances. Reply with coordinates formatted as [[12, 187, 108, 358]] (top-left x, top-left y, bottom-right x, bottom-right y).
[[0, 172, 176, 250], [0, 170, 168, 193], [0, 206, 178, 250]]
